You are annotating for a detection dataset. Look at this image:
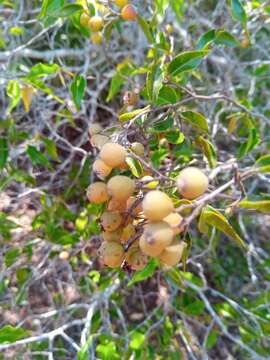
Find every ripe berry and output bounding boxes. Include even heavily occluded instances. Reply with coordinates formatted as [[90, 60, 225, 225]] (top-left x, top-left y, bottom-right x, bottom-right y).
[[163, 212, 184, 235], [126, 247, 148, 271], [121, 4, 137, 21], [99, 242, 124, 268], [107, 176, 135, 201], [139, 221, 174, 256], [121, 223, 135, 243], [87, 182, 109, 204], [142, 190, 174, 221], [159, 241, 185, 267], [130, 142, 144, 156], [100, 143, 127, 168], [90, 134, 109, 149], [93, 158, 112, 178], [88, 16, 104, 32], [80, 12, 90, 27], [101, 211, 123, 232], [102, 228, 123, 242], [108, 198, 127, 212], [123, 91, 138, 106], [176, 167, 209, 199], [91, 32, 103, 45]]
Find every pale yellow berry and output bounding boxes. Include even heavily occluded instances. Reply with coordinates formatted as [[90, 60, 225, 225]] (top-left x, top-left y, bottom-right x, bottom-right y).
[[87, 182, 109, 204], [90, 134, 109, 150], [142, 190, 174, 221], [101, 211, 123, 232], [163, 212, 184, 235], [93, 159, 112, 178], [107, 176, 135, 201], [91, 32, 103, 45], [100, 143, 127, 168], [130, 142, 144, 156], [99, 242, 124, 268], [159, 241, 186, 267], [176, 167, 209, 199], [88, 123, 102, 136], [88, 16, 104, 32]]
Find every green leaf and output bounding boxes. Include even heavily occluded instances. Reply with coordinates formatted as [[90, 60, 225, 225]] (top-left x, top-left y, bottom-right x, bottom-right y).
[[165, 129, 185, 144], [155, 0, 170, 17], [27, 145, 52, 169], [195, 136, 217, 168], [96, 341, 119, 360], [255, 154, 270, 173], [237, 127, 260, 159], [231, 0, 247, 26], [196, 29, 216, 49], [238, 199, 270, 213], [215, 30, 240, 47], [70, 74, 86, 110], [137, 15, 154, 43], [118, 106, 150, 122], [130, 331, 145, 350], [156, 85, 179, 105], [126, 156, 143, 178], [167, 50, 208, 76], [181, 111, 209, 133], [0, 212, 19, 241], [56, 4, 83, 17], [153, 116, 173, 131], [24, 77, 64, 104], [0, 325, 29, 344], [29, 63, 59, 78], [39, 0, 63, 18], [42, 137, 59, 160], [6, 80, 21, 114], [0, 137, 8, 169], [128, 258, 158, 287], [198, 206, 246, 249], [205, 330, 218, 349]]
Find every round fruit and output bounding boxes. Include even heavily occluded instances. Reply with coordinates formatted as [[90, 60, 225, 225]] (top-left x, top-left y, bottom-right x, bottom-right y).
[[114, 0, 129, 8], [88, 123, 102, 136], [88, 16, 104, 32], [59, 251, 69, 260], [126, 196, 143, 215], [123, 91, 138, 106], [102, 228, 123, 243], [139, 221, 174, 256], [142, 190, 174, 221], [126, 247, 148, 271], [159, 241, 185, 267], [90, 134, 109, 149], [176, 167, 209, 199], [87, 182, 108, 204], [107, 176, 135, 201], [80, 12, 90, 27], [163, 212, 184, 235], [121, 224, 135, 243], [91, 32, 103, 45], [108, 198, 127, 212], [99, 242, 124, 268], [121, 4, 137, 21], [101, 211, 123, 232], [130, 142, 144, 156], [100, 143, 127, 168], [93, 158, 112, 178]]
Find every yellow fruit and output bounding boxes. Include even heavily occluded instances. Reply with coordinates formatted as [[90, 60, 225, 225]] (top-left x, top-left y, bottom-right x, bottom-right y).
[[90, 134, 109, 149], [100, 143, 127, 168], [107, 198, 127, 212], [176, 167, 209, 199], [123, 91, 138, 106], [80, 12, 90, 27], [88, 16, 104, 32], [91, 32, 103, 45], [163, 212, 184, 235], [126, 196, 143, 215], [121, 224, 136, 243], [59, 251, 70, 260], [101, 211, 123, 232], [87, 182, 108, 204], [141, 176, 159, 189], [142, 190, 174, 221], [130, 142, 144, 156], [99, 242, 124, 268], [241, 38, 250, 48], [139, 221, 174, 256], [93, 159, 112, 178], [121, 4, 137, 21], [107, 175, 135, 201], [114, 0, 129, 8], [102, 228, 123, 242], [88, 123, 102, 136], [159, 241, 185, 267], [126, 247, 148, 271]]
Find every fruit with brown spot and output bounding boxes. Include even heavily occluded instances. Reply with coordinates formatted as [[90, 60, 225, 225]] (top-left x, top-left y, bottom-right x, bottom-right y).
[[101, 211, 123, 232], [107, 175, 135, 201], [87, 182, 109, 204], [176, 167, 209, 199], [99, 242, 124, 268]]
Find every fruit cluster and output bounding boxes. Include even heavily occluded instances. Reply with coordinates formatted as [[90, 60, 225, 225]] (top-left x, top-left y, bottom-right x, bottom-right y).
[[80, 1, 137, 45], [88, 124, 209, 271]]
